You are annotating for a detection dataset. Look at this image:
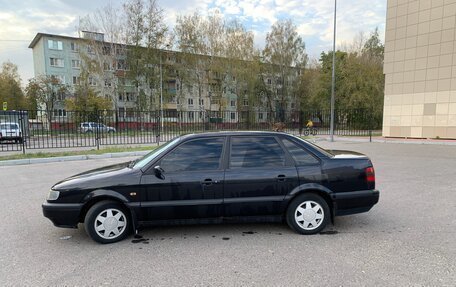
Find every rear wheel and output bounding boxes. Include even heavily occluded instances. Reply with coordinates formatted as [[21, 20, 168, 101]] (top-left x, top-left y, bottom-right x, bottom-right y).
[[84, 201, 130, 244], [286, 193, 330, 234], [303, 129, 310, 136]]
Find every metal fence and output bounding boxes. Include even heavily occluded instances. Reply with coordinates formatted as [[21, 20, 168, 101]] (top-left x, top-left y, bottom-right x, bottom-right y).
[[0, 109, 382, 153]]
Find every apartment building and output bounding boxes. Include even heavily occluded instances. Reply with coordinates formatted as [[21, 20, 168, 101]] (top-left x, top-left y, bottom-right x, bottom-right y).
[[383, 0, 456, 139], [29, 31, 299, 123]]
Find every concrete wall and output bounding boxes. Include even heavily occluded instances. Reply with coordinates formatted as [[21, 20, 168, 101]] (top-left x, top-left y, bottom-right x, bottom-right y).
[[383, 0, 456, 139]]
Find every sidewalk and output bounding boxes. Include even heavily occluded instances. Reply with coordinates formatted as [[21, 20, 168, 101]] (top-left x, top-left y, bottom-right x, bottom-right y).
[[316, 135, 456, 145]]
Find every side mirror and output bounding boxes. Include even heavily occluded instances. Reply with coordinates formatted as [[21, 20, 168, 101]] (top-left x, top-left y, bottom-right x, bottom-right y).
[[154, 165, 165, 179]]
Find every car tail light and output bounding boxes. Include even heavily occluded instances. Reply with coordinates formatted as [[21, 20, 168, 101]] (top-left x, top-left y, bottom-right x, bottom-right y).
[[365, 167, 375, 183]]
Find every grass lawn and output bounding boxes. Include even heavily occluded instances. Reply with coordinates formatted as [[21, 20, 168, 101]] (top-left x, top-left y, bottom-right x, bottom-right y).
[[0, 146, 156, 161]]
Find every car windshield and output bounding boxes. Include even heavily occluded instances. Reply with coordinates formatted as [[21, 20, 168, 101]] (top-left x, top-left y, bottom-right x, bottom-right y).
[[131, 137, 181, 169], [0, 124, 18, 130]]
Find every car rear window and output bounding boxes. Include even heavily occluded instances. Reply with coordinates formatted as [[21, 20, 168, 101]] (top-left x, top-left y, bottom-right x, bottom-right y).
[[282, 138, 319, 165]]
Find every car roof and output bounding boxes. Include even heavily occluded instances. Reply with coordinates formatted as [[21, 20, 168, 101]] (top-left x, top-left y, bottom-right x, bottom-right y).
[[179, 131, 290, 140]]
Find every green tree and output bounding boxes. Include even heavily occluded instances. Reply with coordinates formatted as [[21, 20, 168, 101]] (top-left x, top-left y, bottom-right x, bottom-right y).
[[123, 0, 168, 111], [0, 61, 25, 110], [263, 19, 307, 120], [25, 75, 69, 125], [314, 28, 384, 128], [79, 2, 127, 113]]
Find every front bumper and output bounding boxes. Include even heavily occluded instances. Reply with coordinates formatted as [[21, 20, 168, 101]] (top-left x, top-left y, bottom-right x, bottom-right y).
[[42, 202, 83, 228], [334, 189, 379, 216]]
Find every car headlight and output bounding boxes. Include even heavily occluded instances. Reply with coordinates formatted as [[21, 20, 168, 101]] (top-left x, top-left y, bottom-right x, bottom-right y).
[[47, 190, 60, 201]]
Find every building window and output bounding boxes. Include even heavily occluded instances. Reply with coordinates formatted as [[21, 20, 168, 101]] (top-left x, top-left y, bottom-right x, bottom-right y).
[[48, 40, 63, 50], [126, 92, 134, 102], [72, 76, 80, 85], [243, 99, 248, 106], [230, 112, 236, 120], [51, 75, 65, 84], [50, 58, 64, 67], [88, 77, 97, 86], [188, 98, 194, 106], [102, 46, 111, 55], [188, 111, 194, 120], [71, 60, 80, 69], [230, 100, 236, 107], [104, 62, 112, 71], [199, 99, 204, 106], [53, 109, 67, 117], [87, 45, 95, 54], [118, 93, 124, 101], [117, 60, 126, 70], [259, 112, 264, 120], [118, 107, 125, 117], [115, 46, 125, 56], [104, 80, 111, 87], [56, 91, 65, 101], [70, 42, 79, 52]]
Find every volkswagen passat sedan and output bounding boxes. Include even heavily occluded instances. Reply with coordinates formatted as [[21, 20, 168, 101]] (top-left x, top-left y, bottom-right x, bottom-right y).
[[43, 131, 379, 244]]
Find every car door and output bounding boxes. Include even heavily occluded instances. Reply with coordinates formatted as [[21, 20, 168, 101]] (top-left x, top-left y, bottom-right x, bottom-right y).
[[223, 136, 299, 217], [139, 137, 226, 221], [280, 137, 323, 186]]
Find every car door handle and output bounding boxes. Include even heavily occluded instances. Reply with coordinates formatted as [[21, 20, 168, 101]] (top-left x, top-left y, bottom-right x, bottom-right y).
[[277, 175, 286, 182], [201, 179, 218, 185]]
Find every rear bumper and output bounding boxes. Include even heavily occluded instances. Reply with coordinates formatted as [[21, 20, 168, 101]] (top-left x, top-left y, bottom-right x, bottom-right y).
[[334, 189, 379, 216], [42, 202, 83, 228]]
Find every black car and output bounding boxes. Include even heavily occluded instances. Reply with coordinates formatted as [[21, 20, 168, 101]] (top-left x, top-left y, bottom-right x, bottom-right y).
[[42, 131, 379, 244]]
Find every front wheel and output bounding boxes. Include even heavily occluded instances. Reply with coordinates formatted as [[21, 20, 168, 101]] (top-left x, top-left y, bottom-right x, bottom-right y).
[[84, 201, 130, 244], [311, 128, 318, 136], [286, 193, 330, 235]]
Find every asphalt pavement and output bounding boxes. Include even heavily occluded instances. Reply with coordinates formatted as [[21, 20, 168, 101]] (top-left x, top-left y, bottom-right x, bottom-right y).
[[0, 141, 455, 286]]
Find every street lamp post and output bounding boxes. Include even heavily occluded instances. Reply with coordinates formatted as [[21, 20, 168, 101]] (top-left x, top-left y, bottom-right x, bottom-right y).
[[160, 44, 171, 131], [160, 51, 164, 130], [330, 0, 337, 142]]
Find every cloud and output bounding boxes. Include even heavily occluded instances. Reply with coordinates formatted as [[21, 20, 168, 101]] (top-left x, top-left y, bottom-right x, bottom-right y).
[[0, 0, 386, 84]]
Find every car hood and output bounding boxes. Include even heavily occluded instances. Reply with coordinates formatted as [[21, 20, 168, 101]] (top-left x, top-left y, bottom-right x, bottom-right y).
[[52, 162, 140, 191], [326, 150, 368, 159]]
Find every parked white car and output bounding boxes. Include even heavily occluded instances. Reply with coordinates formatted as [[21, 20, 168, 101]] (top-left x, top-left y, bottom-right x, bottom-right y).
[[0, 122, 23, 143], [80, 122, 116, 133]]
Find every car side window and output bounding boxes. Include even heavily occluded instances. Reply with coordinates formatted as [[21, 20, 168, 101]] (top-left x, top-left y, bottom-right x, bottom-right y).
[[282, 138, 319, 165], [160, 138, 224, 172], [230, 136, 286, 168]]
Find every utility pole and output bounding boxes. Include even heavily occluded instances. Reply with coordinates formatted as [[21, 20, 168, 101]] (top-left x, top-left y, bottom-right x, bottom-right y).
[[330, 0, 337, 142]]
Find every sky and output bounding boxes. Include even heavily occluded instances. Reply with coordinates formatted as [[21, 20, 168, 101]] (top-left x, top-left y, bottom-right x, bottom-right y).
[[0, 0, 386, 85]]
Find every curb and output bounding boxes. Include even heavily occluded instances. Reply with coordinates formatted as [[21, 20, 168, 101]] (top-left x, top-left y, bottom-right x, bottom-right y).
[[0, 151, 149, 167], [319, 136, 456, 145]]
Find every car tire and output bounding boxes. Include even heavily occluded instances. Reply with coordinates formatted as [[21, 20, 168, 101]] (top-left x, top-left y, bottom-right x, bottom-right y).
[[286, 193, 330, 235], [84, 200, 130, 244]]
